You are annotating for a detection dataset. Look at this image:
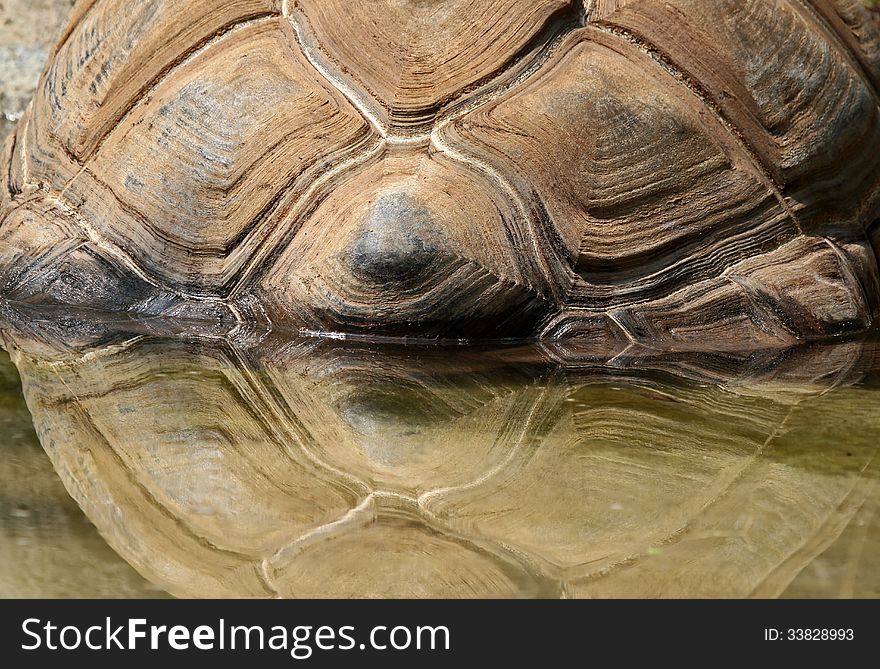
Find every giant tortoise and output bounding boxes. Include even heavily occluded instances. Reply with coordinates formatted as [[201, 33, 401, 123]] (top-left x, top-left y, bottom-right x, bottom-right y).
[[1, 1, 880, 344]]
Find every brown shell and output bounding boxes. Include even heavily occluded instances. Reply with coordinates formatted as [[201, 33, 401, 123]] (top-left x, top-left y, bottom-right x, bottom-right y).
[[2, 0, 880, 344]]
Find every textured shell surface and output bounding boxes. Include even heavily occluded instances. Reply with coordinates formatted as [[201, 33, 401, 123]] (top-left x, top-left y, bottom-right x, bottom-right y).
[[2, 0, 880, 345]]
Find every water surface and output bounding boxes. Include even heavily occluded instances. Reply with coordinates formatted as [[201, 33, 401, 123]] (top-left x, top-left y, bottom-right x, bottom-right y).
[[0, 302, 878, 598]]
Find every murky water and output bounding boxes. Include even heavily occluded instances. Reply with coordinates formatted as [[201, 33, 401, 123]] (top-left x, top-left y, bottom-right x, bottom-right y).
[[0, 301, 878, 598]]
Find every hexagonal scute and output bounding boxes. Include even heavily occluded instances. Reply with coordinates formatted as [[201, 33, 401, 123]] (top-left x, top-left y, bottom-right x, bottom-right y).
[[290, 0, 577, 127], [252, 149, 556, 337], [40, 16, 375, 295]]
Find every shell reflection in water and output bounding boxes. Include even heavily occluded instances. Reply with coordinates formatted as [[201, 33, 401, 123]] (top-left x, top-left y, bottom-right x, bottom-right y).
[[1, 304, 878, 598]]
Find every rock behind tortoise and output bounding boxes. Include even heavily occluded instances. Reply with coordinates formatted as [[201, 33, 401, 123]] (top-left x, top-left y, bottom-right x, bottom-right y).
[[2, 0, 880, 344]]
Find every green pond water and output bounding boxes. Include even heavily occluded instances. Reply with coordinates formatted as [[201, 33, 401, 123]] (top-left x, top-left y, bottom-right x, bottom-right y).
[[0, 302, 878, 598]]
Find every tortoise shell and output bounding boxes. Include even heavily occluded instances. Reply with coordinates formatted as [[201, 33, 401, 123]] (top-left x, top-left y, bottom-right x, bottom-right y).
[[3, 307, 879, 597], [1, 0, 880, 344]]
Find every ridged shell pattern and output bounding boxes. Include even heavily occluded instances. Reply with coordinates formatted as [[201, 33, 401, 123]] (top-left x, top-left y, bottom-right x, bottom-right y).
[[1, 0, 880, 344]]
